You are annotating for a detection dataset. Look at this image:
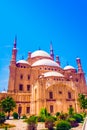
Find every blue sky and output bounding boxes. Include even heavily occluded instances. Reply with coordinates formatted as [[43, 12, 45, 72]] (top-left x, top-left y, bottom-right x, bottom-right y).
[[0, 0, 87, 91]]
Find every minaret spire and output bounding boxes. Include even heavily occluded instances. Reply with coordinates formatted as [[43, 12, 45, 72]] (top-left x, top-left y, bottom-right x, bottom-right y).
[[10, 36, 17, 65], [50, 41, 54, 60], [14, 35, 17, 48]]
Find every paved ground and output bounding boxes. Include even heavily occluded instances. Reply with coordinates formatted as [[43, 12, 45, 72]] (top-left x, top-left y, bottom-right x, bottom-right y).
[[71, 123, 83, 130], [3, 119, 83, 130], [82, 117, 87, 130], [5, 119, 27, 130]]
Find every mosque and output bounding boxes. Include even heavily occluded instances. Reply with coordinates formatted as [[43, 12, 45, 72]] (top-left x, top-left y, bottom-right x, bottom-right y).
[[0, 37, 87, 116]]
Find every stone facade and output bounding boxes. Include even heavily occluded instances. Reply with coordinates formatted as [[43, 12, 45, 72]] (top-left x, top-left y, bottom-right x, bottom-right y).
[[0, 37, 87, 116]]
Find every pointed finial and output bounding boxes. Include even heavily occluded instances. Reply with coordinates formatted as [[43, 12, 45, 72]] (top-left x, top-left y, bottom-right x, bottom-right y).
[[50, 41, 54, 60], [50, 41, 53, 51], [67, 61, 69, 65], [14, 35, 17, 48], [38, 47, 41, 50], [22, 56, 24, 60]]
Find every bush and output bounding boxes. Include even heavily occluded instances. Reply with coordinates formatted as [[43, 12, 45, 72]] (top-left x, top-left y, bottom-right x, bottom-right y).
[[21, 115, 27, 119], [12, 112, 18, 119], [27, 116, 37, 130], [37, 116, 45, 122], [72, 113, 83, 123], [27, 115, 37, 124], [67, 117, 78, 127], [59, 113, 68, 120], [56, 120, 71, 130], [80, 112, 86, 118], [0, 112, 5, 124], [55, 112, 60, 117], [68, 107, 74, 116], [45, 116, 55, 129]]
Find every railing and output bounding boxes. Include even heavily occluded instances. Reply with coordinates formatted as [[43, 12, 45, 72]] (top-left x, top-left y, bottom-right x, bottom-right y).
[[82, 117, 87, 130]]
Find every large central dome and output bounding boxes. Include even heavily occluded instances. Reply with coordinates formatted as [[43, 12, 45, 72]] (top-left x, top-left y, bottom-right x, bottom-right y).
[[32, 59, 60, 67], [31, 50, 51, 58]]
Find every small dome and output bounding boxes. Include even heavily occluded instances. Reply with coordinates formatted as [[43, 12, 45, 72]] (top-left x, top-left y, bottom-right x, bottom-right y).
[[16, 60, 29, 65], [64, 65, 75, 70], [1, 90, 7, 93], [31, 50, 51, 58], [43, 71, 64, 77], [32, 59, 60, 67]]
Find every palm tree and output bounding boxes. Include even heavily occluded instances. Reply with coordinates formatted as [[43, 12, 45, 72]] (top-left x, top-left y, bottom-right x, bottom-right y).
[[0, 96, 16, 119]]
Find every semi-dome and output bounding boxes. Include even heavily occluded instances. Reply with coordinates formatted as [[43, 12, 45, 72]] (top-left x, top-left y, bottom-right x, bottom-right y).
[[64, 65, 75, 70], [16, 60, 29, 65], [32, 59, 60, 67], [31, 50, 51, 58], [43, 71, 64, 77]]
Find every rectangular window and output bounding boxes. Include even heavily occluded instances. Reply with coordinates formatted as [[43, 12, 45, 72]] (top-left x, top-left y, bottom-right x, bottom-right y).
[[28, 75, 30, 80], [49, 92, 53, 99], [20, 74, 23, 79], [27, 85, 30, 91], [50, 105, 53, 113], [59, 91, 62, 94], [68, 92, 71, 99], [19, 84, 23, 91], [26, 107, 30, 113]]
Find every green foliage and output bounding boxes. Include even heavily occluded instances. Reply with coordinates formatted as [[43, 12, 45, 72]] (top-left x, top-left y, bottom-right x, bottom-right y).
[[27, 115, 37, 124], [0, 123, 15, 128], [21, 114, 27, 119], [68, 107, 74, 116], [39, 108, 48, 118], [37, 116, 45, 122], [27, 116, 37, 130], [72, 113, 83, 123], [55, 112, 60, 117], [12, 112, 18, 119], [56, 120, 71, 130], [67, 117, 78, 127], [1, 96, 16, 113], [0, 112, 5, 124], [0, 96, 16, 119], [45, 116, 55, 129], [78, 94, 87, 112], [80, 112, 86, 118], [59, 113, 68, 120], [45, 116, 55, 123]]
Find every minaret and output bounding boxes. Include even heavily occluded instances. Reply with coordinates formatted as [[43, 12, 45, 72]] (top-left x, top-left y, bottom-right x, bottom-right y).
[[56, 55, 60, 66], [76, 58, 83, 73], [50, 41, 54, 60], [10, 36, 17, 66], [8, 36, 17, 93], [76, 58, 87, 93]]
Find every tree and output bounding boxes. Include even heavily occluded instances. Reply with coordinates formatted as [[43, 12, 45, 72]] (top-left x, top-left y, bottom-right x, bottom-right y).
[[39, 108, 48, 118], [78, 94, 87, 112], [68, 107, 74, 116], [0, 96, 16, 119]]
